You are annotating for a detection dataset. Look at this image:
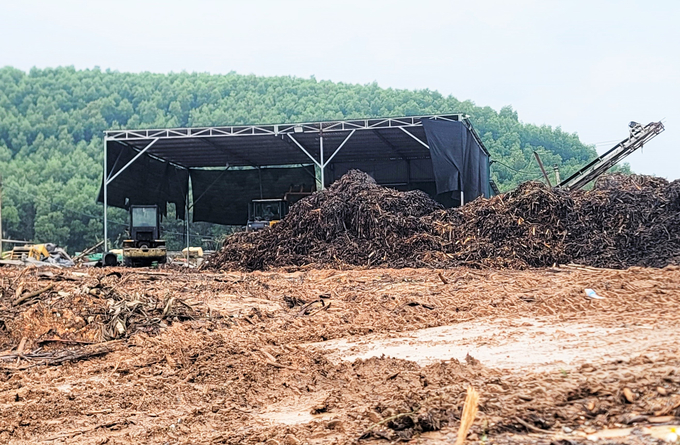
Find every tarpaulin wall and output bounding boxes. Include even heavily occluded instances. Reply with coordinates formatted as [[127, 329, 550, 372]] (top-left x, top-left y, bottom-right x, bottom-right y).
[[97, 141, 189, 219], [421, 119, 489, 200], [190, 166, 316, 226], [326, 120, 489, 203], [328, 158, 435, 185]]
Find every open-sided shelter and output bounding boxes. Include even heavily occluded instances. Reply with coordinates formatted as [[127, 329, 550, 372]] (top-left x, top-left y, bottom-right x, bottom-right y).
[[99, 114, 491, 250]]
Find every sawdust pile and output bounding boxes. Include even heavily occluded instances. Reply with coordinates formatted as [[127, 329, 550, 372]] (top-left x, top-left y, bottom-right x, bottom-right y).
[[207, 170, 680, 271]]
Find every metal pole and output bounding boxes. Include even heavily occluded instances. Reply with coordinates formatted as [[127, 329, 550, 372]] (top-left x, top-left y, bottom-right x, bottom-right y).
[[319, 134, 324, 190], [103, 138, 108, 252], [185, 192, 189, 267], [460, 190, 464, 206], [553, 164, 561, 185], [533, 151, 553, 187]]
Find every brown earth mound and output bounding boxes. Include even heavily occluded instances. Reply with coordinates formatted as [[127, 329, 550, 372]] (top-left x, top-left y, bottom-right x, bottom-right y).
[[206, 170, 680, 271]]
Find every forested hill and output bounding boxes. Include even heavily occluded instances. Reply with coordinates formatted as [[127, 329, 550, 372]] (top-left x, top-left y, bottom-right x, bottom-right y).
[[0, 66, 602, 252]]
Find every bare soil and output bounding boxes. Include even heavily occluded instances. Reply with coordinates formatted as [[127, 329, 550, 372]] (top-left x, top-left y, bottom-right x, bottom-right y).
[[0, 264, 678, 444]]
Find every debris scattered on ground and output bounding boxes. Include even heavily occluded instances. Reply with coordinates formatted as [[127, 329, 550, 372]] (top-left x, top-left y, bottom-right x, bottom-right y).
[[0, 267, 210, 356], [1, 242, 75, 267], [206, 171, 680, 271], [1, 172, 679, 444], [0, 265, 677, 443]]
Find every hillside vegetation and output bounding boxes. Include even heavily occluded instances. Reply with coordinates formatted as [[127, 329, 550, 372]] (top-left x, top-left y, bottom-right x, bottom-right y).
[[0, 66, 606, 252]]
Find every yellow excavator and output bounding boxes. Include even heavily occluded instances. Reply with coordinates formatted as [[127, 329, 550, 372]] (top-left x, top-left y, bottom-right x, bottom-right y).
[[6, 244, 50, 261]]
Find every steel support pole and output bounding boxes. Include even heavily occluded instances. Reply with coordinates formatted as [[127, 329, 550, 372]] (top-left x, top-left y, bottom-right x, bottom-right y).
[[185, 191, 190, 267], [103, 138, 108, 252], [319, 134, 325, 190], [0, 174, 3, 256]]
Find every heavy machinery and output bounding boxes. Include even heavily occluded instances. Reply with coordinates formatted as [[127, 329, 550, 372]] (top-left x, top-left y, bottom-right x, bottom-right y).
[[7, 244, 50, 261], [558, 121, 665, 191], [246, 185, 312, 231], [247, 199, 289, 231], [122, 205, 167, 267]]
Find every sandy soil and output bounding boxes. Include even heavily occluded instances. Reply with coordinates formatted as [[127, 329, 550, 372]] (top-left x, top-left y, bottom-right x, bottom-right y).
[[0, 264, 678, 444]]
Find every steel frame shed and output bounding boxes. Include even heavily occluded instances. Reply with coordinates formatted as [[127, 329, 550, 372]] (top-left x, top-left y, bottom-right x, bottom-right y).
[[102, 114, 488, 251]]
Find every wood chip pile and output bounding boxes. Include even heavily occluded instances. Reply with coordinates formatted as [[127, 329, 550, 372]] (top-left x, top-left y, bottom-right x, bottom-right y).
[[206, 170, 680, 270]]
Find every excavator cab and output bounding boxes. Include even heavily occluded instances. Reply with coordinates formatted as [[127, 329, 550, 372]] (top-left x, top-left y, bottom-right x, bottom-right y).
[[122, 205, 167, 266], [247, 199, 289, 231]]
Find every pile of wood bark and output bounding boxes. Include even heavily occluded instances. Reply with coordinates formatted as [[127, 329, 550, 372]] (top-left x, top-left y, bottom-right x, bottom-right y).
[[205, 170, 680, 271]]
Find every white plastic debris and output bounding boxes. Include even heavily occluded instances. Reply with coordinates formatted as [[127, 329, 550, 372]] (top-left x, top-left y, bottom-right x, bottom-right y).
[[584, 288, 605, 299]]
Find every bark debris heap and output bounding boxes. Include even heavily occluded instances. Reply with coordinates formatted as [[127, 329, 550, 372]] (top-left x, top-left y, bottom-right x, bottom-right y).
[[206, 170, 680, 271]]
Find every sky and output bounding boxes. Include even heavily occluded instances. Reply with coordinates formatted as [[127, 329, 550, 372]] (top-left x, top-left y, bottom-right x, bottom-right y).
[[1, 0, 678, 179]]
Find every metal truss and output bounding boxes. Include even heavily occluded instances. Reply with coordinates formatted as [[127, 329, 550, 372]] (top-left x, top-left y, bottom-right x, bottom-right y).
[[104, 114, 468, 141]]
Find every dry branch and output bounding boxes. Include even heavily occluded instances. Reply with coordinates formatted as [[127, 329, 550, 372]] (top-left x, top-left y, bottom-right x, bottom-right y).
[[13, 283, 54, 306]]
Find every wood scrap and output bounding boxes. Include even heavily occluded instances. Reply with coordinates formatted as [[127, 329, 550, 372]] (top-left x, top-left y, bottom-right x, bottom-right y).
[[455, 386, 480, 445], [14, 283, 54, 306]]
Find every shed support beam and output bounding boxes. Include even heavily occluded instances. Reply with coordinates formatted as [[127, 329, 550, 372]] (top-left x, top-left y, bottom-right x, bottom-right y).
[[106, 138, 159, 185], [103, 137, 158, 252], [320, 135, 325, 190], [287, 134, 328, 190], [185, 189, 190, 266], [287, 134, 321, 168], [103, 138, 108, 252], [322, 130, 355, 167], [399, 127, 430, 149]]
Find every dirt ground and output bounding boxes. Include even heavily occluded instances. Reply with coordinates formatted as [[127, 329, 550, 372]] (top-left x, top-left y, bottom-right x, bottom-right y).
[[0, 264, 678, 444]]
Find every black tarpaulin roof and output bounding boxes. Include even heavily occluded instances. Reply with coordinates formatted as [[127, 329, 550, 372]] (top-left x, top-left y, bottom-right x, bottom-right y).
[[104, 115, 487, 168]]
